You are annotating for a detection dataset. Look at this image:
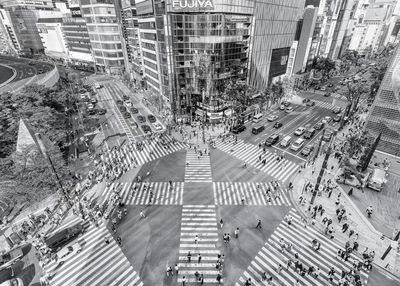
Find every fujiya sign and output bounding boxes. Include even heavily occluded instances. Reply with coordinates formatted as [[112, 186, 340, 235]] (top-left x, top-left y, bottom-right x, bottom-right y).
[[172, 0, 214, 9]]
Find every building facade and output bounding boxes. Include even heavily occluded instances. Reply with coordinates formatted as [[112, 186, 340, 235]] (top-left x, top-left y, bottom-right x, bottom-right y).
[[365, 44, 400, 157], [80, 0, 125, 73], [135, 0, 304, 121]]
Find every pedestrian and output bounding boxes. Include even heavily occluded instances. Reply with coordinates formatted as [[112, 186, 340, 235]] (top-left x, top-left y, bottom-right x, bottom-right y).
[[117, 236, 122, 245], [195, 234, 199, 244], [198, 253, 202, 263], [348, 188, 353, 196], [187, 251, 192, 263], [294, 279, 300, 286], [235, 227, 239, 238], [182, 275, 186, 286], [175, 264, 179, 274], [220, 218, 223, 228], [216, 273, 222, 284], [105, 236, 110, 245], [286, 258, 292, 270], [256, 219, 262, 229], [366, 206, 373, 218], [140, 210, 145, 218]]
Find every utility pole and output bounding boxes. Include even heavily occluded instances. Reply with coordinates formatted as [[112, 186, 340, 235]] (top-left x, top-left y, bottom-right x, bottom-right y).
[[202, 88, 206, 144]]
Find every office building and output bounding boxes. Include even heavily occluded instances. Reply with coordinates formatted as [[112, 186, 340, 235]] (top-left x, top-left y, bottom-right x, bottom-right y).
[[0, 0, 56, 54], [119, 0, 142, 81], [292, 5, 318, 74], [62, 0, 94, 69], [365, 44, 400, 157], [80, 0, 125, 73], [136, 0, 304, 121]]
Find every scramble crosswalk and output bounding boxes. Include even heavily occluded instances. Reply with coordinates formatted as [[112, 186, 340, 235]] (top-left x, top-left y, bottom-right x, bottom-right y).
[[99, 181, 184, 205], [213, 182, 290, 206], [178, 205, 222, 284], [236, 209, 369, 286], [185, 147, 213, 182], [214, 139, 298, 182], [116, 135, 187, 166], [46, 218, 143, 286]]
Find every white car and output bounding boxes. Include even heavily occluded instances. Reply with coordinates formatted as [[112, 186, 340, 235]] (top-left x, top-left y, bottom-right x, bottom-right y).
[[267, 115, 279, 122], [279, 104, 285, 110], [294, 127, 306, 136], [125, 100, 132, 107], [152, 122, 163, 131], [286, 106, 294, 113]]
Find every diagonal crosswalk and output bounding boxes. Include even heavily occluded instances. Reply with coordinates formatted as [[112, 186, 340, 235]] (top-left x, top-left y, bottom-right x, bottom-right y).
[[185, 148, 212, 182], [178, 205, 222, 284], [214, 139, 298, 182], [114, 135, 187, 167], [236, 209, 369, 286], [213, 182, 290, 206], [46, 218, 143, 286], [99, 182, 184, 205]]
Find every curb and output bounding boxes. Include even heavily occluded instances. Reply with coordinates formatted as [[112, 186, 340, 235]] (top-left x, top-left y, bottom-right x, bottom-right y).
[[0, 63, 17, 88]]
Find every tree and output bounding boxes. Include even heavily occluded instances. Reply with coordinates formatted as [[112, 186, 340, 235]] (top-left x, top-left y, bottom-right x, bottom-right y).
[[345, 81, 369, 119], [271, 81, 284, 104], [340, 50, 360, 66], [222, 79, 251, 114], [313, 57, 336, 80]]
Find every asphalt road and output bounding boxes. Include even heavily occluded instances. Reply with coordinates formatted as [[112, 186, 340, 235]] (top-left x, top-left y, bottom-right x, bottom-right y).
[[0, 64, 14, 85]]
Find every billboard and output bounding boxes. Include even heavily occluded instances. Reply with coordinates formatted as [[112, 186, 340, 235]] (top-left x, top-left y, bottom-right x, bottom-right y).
[[136, 0, 154, 15], [269, 47, 290, 81], [70, 7, 82, 18], [167, 0, 214, 12]]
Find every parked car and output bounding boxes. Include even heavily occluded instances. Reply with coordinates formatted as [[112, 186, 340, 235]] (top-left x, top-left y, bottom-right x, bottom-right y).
[[123, 112, 131, 119], [116, 100, 123, 106], [283, 101, 290, 107], [267, 115, 279, 122], [118, 106, 127, 112], [125, 101, 132, 107], [320, 86, 327, 91], [98, 109, 107, 115], [324, 92, 331, 97], [137, 115, 146, 123], [141, 124, 151, 133], [294, 127, 306, 136], [122, 95, 129, 101], [265, 134, 280, 146], [301, 144, 314, 157], [323, 116, 332, 123], [306, 101, 315, 106], [152, 122, 163, 130], [90, 98, 97, 104], [148, 114, 156, 123], [232, 125, 246, 134], [130, 107, 139, 114], [279, 104, 285, 110], [45, 222, 84, 251], [302, 98, 310, 103], [273, 122, 283, 129]]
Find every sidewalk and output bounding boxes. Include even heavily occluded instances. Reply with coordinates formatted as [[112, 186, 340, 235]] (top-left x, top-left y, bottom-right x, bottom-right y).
[[289, 152, 400, 278]]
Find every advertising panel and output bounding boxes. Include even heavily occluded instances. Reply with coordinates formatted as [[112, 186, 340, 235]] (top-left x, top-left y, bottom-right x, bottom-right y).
[[70, 7, 82, 18], [269, 47, 290, 81], [136, 0, 154, 15]]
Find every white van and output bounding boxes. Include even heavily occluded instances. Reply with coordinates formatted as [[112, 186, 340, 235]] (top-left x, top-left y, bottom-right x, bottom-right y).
[[252, 113, 264, 123], [290, 138, 305, 151], [280, 135, 292, 147], [367, 169, 387, 192]]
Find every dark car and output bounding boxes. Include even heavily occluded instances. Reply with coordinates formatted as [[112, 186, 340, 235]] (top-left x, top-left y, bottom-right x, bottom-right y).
[[119, 106, 127, 112], [265, 134, 280, 146], [130, 107, 139, 114], [283, 101, 290, 107], [333, 115, 342, 122], [98, 109, 107, 115], [301, 144, 314, 157], [137, 115, 146, 123], [324, 92, 331, 97], [232, 125, 246, 134], [314, 85, 320, 90], [314, 121, 324, 130], [148, 114, 156, 123], [122, 95, 129, 101], [123, 112, 131, 119], [45, 222, 84, 251], [141, 124, 151, 133], [273, 122, 283, 129], [333, 106, 342, 114], [88, 109, 96, 115], [116, 100, 123, 106], [302, 98, 310, 103], [306, 101, 315, 106]]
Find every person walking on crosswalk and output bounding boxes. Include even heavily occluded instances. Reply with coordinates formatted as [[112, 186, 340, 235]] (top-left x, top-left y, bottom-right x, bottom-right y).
[[219, 219, 224, 228], [234, 227, 239, 238], [181, 275, 186, 285]]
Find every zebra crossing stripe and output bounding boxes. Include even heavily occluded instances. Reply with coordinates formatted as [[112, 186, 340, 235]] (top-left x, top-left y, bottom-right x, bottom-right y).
[[185, 149, 213, 182], [47, 224, 143, 286], [178, 205, 223, 283], [214, 139, 299, 182], [213, 182, 291, 206], [238, 208, 369, 286]]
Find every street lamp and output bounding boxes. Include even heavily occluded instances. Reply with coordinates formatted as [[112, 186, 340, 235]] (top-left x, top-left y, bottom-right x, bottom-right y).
[[202, 88, 206, 144]]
